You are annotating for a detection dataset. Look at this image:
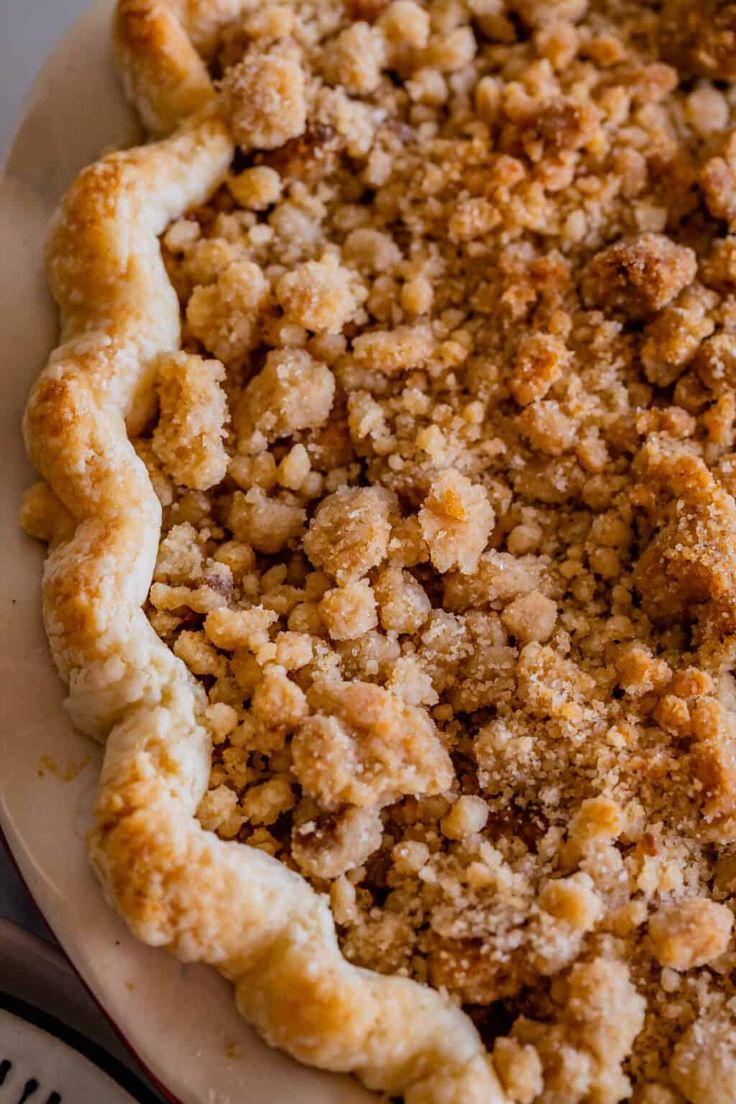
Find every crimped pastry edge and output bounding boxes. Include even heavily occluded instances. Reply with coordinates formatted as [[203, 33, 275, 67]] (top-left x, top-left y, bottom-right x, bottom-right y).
[[114, 0, 264, 134], [21, 103, 508, 1103]]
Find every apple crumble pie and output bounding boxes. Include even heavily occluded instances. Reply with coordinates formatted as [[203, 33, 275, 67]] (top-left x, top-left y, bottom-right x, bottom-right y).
[[22, 0, 736, 1099]]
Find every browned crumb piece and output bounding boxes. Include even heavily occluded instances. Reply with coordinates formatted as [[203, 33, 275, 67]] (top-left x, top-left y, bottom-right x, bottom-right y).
[[701, 236, 736, 291], [234, 348, 335, 442], [256, 125, 340, 186], [220, 48, 307, 151], [440, 794, 489, 839], [303, 485, 393, 582], [352, 325, 434, 375], [205, 607, 277, 651], [537, 873, 602, 931], [661, 0, 736, 80], [217, 8, 298, 71], [671, 1012, 736, 1104], [518, 400, 575, 456], [373, 566, 430, 634], [492, 1037, 543, 1104], [291, 805, 383, 878], [514, 958, 645, 1104], [419, 469, 494, 575], [197, 785, 242, 838], [174, 630, 227, 677], [501, 590, 557, 644], [242, 777, 295, 825], [634, 445, 736, 632], [319, 579, 377, 640], [275, 256, 358, 333], [378, 0, 430, 50], [291, 679, 452, 808], [696, 332, 736, 390], [227, 166, 282, 210], [582, 233, 697, 319], [443, 550, 543, 611], [648, 898, 733, 969], [324, 23, 387, 95], [228, 488, 305, 554], [152, 353, 229, 490], [701, 132, 736, 227], [250, 664, 309, 742], [510, 332, 569, 406], [641, 284, 716, 387], [186, 260, 269, 362]]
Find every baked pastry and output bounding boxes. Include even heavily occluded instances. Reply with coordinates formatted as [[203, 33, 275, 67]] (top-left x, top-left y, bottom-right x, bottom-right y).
[[20, 0, 736, 1100]]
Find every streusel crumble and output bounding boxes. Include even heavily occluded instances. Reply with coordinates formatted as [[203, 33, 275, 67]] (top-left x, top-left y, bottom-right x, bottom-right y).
[[128, 0, 736, 1097]]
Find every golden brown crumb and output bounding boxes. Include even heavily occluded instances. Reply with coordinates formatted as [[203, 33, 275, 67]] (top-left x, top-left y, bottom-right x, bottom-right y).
[[352, 324, 434, 376], [251, 664, 309, 741], [231, 490, 306, 554], [291, 679, 453, 807], [304, 485, 394, 582], [661, 0, 736, 80], [325, 23, 387, 95], [510, 332, 570, 406], [205, 607, 278, 651], [671, 1012, 736, 1103], [319, 578, 378, 640], [227, 166, 282, 210], [701, 132, 736, 228], [220, 47, 307, 151], [374, 566, 430, 634], [197, 785, 242, 838], [501, 590, 557, 643], [235, 348, 335, 442], [492, 1036, 543, 1104], [582, 234, 697, 319], [441, 794, 489, 839], [186, 260, 270, 362], [379, 0, 430, 49], [419, 469, 494, 575], [275, 256, 358, 333], [152, 353, 229, 490], [242, 776, 295, 825], [538, 873, 603, 931], [648, 898, 733, 970], [291, 805, 383, 878]]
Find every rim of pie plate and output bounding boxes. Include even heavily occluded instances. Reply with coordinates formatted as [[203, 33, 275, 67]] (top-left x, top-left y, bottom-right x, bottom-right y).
[[0, 4, 371, 1102]]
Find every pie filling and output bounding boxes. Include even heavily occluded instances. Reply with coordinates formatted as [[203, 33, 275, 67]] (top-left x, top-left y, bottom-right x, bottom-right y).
[[134, 0, 736, 1098]]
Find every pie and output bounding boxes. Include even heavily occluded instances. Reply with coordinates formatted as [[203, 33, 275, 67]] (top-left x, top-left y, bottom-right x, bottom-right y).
[[19, 0, 736, 1100]]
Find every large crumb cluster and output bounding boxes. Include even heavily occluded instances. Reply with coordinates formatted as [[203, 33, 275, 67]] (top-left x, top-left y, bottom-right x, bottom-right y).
[[136, 0, 736, 1098]]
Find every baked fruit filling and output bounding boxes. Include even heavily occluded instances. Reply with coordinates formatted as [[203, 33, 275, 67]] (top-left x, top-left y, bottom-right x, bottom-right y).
[[133, 0, 736, 1098]]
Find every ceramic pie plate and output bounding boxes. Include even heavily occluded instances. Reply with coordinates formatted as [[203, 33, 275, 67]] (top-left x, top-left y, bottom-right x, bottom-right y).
[[0, 1003, 137, 1103], [0, 921, 162, 1104], [0, 4, 370, 1102]]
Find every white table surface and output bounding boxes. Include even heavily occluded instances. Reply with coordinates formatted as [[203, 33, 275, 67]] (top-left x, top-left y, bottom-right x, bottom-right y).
[[0, 0, 92, 157], [1, 0, 92, 938]]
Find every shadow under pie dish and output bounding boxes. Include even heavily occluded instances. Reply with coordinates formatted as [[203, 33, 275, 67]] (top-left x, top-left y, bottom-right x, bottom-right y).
[[18, 0, 736, 1100]]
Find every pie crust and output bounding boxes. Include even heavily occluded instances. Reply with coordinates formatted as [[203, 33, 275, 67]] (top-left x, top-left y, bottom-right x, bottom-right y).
[[20, 7, 502, 1101], [22, 1, 736, 1102]]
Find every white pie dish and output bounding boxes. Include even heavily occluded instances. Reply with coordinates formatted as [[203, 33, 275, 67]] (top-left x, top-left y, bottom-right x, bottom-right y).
[[0, 5, 372, 1102]]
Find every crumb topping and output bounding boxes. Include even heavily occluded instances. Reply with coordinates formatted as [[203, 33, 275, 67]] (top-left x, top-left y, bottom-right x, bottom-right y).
[[126, 0, 736, 1096]]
